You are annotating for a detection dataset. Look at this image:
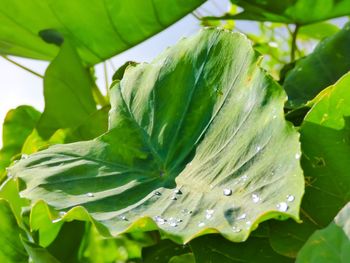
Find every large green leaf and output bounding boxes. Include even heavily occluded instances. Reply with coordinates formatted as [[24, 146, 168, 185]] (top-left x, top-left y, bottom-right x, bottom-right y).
[[296, 202, 350, 263], [0, 0, 204, 65], [11, 29, 304, 243], [37, 42, 97, 139], [0, 199, 28, 263], [284, 22, 350, 107], [190, 235, 292, 263], [269, 72, 350, 257], [226, 0, 350, 25], [0, 106, 40, 181]]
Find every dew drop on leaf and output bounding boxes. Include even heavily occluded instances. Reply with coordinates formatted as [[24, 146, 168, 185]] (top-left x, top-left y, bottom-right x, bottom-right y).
[[174, 189, 182, 195], [237, 213, 246, 220], [252, 193, 261, 203], [232, 226, 241, 233], [198, 222, 205, 227], [286, 195, 295, 202], [205, 209, 214, 219], [223, 188, 232, 196], [154, 191, 161, 196], [277, 202, 289, 212], [87, 192, 94, 197]]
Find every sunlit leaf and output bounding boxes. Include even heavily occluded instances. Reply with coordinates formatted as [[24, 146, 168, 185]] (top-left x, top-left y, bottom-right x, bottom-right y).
[[11, 28, 304, 244], [0, 0, 205, 65]]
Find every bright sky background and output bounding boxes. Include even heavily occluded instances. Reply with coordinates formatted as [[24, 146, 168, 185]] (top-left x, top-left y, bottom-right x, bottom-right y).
[[0, 0, 241, 147]]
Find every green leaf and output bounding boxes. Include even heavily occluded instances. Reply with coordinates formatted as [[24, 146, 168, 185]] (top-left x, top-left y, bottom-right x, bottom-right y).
[[227, 0, 350, 25], [21, 238, 60, 263], [296, 202, 350, 263], [190, 235, 293, 263], [11, 29, 304, 243], [0, 199, 28, 263], [0, 106, 40, 181], [284, 22, 350, 107], [37, 42, 97, 139], [142, 239, 191, 263], [299, 22, 340, 40], [169, 253, 195, 263], [270, 72, 350, 257], [0, 0, 205, 65]]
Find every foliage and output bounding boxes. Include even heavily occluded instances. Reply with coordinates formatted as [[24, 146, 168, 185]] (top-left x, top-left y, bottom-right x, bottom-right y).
[[0, 0, 350, 262]]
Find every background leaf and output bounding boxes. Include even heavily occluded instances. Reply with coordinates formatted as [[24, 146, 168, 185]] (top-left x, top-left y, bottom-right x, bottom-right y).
[[296, 202, 350, 263], [0, 199, 28, 263], [0, 106, 40, 181], [284, 22, 350, 107], [270, 72, 350, 257], [228, 0, 350, 25], [0, 0, 205, 65]]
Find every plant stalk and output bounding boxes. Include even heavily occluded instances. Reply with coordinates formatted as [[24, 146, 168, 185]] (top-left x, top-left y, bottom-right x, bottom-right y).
[[290, 24, 299, 62], [1, 55, 44, 78]]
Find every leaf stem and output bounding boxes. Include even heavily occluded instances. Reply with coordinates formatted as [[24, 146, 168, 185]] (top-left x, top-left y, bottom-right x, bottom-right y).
[[290, 24, 299, 62], [1, 55, 44, 78], [103, 62, 109, 93], [92, 83, 108, 106]]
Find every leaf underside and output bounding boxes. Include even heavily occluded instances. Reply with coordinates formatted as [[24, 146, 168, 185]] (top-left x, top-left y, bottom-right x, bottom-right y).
[[11, 28, 304, 243]]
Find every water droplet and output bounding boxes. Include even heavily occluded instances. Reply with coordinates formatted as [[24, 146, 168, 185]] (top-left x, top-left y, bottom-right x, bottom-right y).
[[21, 154, 29, 159], [181, 209, 192, 214], [177, 219, 183, 223], [272, 114, 277, 119], [277, 202, 289, 212], [295, 153, 301, 159], [154, 216, 166, 225], [198, 222, 205, 227], [169, 222, 178, 227], [205, 209, 214, 219], [252, 193, 261, 203], [87, 192, 94, 197], [237, 213, 246, 220], [171, 196, 177, 200], [246, 221, 251, 226], [154, 191, 161, 196], [119, 215, 128, 221], [256, 146, 261, 152], [223, 188, 232, 196], [174, 189, 182, 195], [58, 211, 66, 217], [286, 195, 295, 202], [232, 226, 242, 233], [240, 174, 248, 182]]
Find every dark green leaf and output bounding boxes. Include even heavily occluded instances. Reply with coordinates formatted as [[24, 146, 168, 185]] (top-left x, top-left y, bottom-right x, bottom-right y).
[[143, 239, 191, 263], [227, 0, 350, 25], [190, 235, 293, 263], [0, 199, 28, 263], [296, 202, 350, 263], [11, 29, 304, 243], [270, 72, 350, 257], [284, 22, 350, 107], [0, 0, 205, 65]]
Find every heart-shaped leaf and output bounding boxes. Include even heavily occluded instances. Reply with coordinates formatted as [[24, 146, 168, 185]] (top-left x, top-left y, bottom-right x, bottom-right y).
[[11, 29, 304, 243]]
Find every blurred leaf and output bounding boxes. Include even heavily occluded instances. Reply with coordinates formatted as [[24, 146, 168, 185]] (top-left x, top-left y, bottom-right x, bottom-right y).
[[11, 29, 303, 244], [0, 106, 40, 181], [299, 22, 340, 40], [190, 235, 292, 263], [21, 238, 60, 263], [270, 73, 350, 257], [142, 239, 191, 263], [46, 221, 86, 263], [0, 0, 205, 65], [37, 42, 96, 139], [296, 202, 350, 263], [224, 0, 350, 25], [0, 199, 28, 263], [284, 22, 350, 107], [169, 253, 195, 263]]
